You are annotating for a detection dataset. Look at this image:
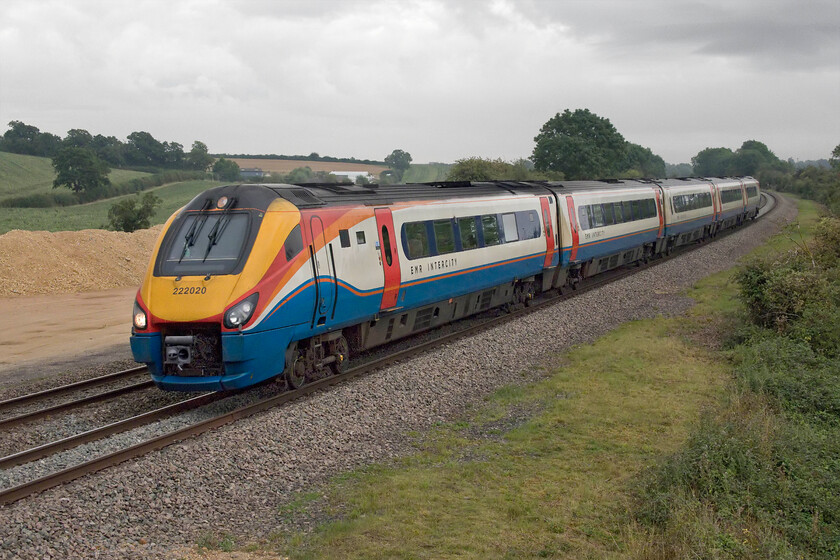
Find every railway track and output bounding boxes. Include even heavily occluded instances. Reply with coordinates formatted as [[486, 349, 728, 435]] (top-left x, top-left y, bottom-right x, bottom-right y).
[[0, 366, 154, 428], [0, 192, 778, 505]]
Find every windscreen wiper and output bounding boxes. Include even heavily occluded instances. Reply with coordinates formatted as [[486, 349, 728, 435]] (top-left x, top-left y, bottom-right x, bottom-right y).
[[178, 199, 213, 263], [202, 197, 237, 262]]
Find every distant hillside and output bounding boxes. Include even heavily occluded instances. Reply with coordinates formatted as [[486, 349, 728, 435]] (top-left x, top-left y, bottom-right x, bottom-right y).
[[0, 179, 219, 235], [0, 152, 150, 204], [219, 153, 385, 166], [229, 158, 388, 176], [0, 152, 57, 202]]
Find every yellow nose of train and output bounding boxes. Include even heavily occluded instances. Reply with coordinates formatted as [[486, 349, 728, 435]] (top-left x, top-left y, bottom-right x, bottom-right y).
[[130, 183, 303, 391]]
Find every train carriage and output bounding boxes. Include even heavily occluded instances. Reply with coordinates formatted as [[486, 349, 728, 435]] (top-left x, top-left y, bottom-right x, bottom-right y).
[[743, 177, 761, 219], [658, 178, 718, 250], [710, 177, 748, 230], [551, 180, 663, 281]]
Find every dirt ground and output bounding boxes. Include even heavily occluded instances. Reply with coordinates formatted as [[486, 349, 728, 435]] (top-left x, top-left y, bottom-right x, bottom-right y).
[[0, 228, 160, 385]]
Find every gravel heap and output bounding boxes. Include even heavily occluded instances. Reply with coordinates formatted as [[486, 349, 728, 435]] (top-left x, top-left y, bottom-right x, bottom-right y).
[[0, 196, 797, 559], [0, 227, 162, 297]]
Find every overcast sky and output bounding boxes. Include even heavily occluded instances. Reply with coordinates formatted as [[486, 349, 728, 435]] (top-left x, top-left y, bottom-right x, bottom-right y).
[[1, 0, 838, 165]]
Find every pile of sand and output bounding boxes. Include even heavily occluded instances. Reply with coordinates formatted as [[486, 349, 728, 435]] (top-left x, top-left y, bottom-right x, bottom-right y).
[[0, 227, 164, 297]]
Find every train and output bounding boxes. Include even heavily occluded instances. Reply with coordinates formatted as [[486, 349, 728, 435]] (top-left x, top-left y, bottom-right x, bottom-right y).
[[130, 176, 760, 391]]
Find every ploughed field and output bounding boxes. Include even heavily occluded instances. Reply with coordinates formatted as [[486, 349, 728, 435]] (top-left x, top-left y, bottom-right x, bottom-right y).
[[229, 158, 388, 176]]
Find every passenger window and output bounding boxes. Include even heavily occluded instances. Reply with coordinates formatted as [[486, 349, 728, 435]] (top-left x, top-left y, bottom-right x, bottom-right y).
[[519, 210, 540, 240], [648, 198, 657, 217], [381, 225, 392, 266], [433, 219, 455, 254], [481, 215, 501, 246], [591, 204, 605, 228], [631, 200, 643, 220], [284, 224, 303, 261], [613, 203, 624, 223], [502, 213, 518, 242], [603, 204, 615, 226], [622, 200, 633, 221], [578, 206, 590, 231], [356, 231, 366, 244], [458, 217, 478, 250], [404, 222, 430, 259]]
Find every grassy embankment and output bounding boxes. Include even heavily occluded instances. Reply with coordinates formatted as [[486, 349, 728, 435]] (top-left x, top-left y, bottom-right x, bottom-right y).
[[0, 151, 147, 204], [0, 152, 219, 234], [193, 197, 837, 559]]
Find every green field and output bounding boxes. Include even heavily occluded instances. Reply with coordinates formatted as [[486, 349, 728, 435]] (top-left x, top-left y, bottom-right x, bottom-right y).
[[0, 179, 220, 234], [0, 151, 150, 204], [403, 163, 451, 182]]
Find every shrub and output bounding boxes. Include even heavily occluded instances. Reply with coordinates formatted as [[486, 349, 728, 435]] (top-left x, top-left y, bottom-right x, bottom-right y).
[[108, 192, 162, 232]]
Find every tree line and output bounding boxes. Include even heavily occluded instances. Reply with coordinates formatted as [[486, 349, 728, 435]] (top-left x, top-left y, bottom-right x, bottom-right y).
[[445, 109, 839, 217], [0, 120, 213, 171]]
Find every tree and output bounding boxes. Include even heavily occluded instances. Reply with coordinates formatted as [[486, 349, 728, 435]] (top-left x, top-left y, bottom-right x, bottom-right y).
[[691, 147, 734, 176], [125, 131, 166, 167], [0, 120, 60, 156], [108, 192, 162, 232], [446, 157, 555, 181], [830, 144, 840, 170], [532, 109, 627, 180], [213, 157, 240, 181], [52, 146, 111, 199], [621, 143, 666, 178], [385, 149, 412, 181], [163, 141, 185, 168], [186, 140, 214, 171], [92, 134, 126, 166], [63, 129, 94, 149]]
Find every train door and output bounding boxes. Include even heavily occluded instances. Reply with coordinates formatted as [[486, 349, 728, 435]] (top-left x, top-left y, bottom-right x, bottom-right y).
[[654, 189, 665, 238], [374, 208, 401, 310], [564, 196, 579, 262], [539, 196, 556, 268], [308, 215, 336, 326]]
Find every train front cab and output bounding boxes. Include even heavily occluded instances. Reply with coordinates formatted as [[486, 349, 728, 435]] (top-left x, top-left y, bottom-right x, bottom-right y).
[[131, 186, 307, 392]]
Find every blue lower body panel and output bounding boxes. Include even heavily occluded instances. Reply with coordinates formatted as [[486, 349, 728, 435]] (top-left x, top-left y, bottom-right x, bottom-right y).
[[131, 327, 293, 392]]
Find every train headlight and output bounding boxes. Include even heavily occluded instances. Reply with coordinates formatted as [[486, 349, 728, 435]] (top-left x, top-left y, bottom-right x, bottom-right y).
[[133, 300, 148, 330], [224, 293, 259, 329]]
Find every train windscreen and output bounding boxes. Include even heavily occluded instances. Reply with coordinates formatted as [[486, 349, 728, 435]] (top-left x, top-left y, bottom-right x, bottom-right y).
[[160, 212, 251, 276]]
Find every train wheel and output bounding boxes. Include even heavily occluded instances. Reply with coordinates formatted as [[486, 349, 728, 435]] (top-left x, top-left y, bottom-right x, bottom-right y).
[[524, 283, 537, 307], [286, 354, 307, 390], [330, 336, 350, 375]]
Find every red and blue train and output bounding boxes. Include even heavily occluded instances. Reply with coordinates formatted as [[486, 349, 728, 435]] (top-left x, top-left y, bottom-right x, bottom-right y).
[[130, 176, 760, 391]]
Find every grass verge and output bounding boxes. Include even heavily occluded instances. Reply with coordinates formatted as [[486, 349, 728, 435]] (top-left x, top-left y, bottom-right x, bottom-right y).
[[266, 317, 729, 559], [188, 196, 836, 559]]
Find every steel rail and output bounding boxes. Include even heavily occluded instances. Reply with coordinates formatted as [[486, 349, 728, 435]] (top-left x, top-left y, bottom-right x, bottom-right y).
[[0, 380, 155, 429], [0, 366, 147, 411], [0, 193, 781, 505], [0, 392, 222, 470]]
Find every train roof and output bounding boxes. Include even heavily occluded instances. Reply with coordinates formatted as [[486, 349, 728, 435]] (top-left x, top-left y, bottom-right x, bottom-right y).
[[186, 177, 756, 213], [261, 179, 669, 209]]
